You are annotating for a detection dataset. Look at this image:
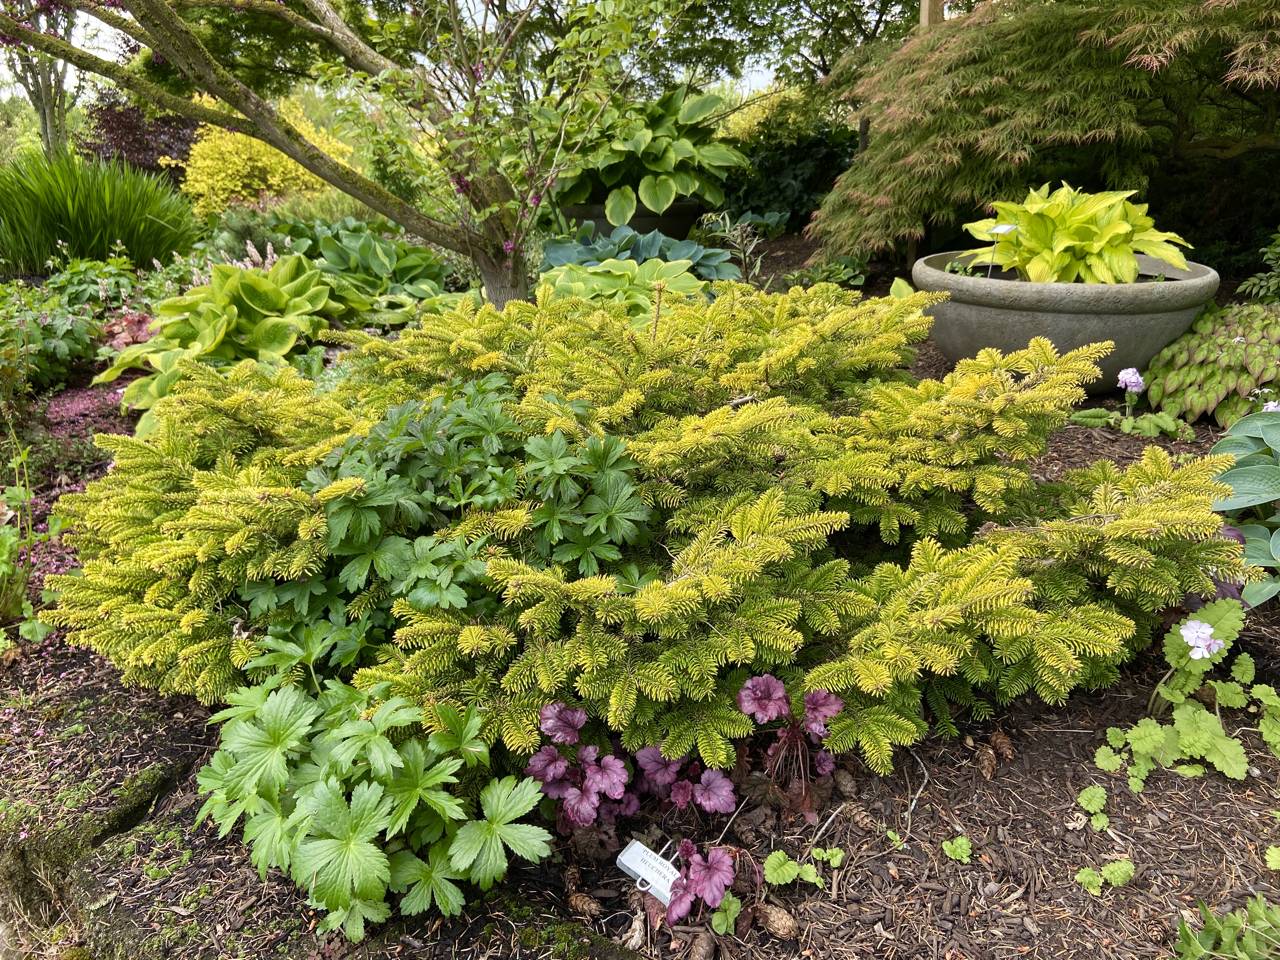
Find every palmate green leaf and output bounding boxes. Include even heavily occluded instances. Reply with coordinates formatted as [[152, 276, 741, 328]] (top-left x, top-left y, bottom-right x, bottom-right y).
[[581, 474, 650, 543], [293, 781, 393, 910], [315, 896, 391, 942], [244, 801, 309, 878], [390, 842, 467, 916], [448, 776, 551, 889], [428, 704, 489, 768], [385, 739, 465, 837], [221, 686, 321, 797], [324, 696, 422, 779]]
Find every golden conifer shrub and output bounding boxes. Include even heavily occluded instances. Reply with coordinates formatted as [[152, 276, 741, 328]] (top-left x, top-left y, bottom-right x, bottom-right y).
[[48, 283, 1248, 772]]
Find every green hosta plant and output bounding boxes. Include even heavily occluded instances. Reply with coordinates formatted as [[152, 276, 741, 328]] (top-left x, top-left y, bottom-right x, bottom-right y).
[[300, 228, 452, 325], [541, 222, 740, 281], [1211, 411, 1280, 607], [555, 87, 747, 226], [537, 258, 706, 316], [1092, 601, 1279, 791], [1178, 896, 1280, 960], [1146, 305, 1280, 426], [963, 182, 1190, 284], [94, 254, 332, 424]]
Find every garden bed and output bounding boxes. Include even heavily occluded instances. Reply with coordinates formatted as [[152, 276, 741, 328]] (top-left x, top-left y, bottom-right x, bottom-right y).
[[3, 616, 1277, 959]]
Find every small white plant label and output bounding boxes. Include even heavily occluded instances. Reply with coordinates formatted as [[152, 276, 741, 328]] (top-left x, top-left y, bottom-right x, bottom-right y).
[[616, 839, 680, 905]]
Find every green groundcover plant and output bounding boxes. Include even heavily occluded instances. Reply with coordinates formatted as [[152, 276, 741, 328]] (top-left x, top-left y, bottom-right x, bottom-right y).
[[45, 283, 1249, 934], [1145, 304, 1280, 426]]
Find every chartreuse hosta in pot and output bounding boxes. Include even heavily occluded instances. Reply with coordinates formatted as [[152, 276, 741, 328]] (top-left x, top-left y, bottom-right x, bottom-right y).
[[911, 183, 1219, 386], [555, 87, 747, 227]]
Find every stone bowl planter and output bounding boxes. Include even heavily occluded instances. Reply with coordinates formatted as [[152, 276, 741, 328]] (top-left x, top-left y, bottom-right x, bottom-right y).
[[911, 252, 1220, 390]]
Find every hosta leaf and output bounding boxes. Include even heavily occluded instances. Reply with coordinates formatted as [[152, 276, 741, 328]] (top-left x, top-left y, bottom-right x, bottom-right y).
[[604, 186, 636, 227]]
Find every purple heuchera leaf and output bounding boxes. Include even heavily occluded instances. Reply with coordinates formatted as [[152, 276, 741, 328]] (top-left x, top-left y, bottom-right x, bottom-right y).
[[584, 754, 629, 800], [692, 769, 736, 814], [814, 750, 835, 776], [635, 745, 683, 787], [737, 674, 790, 723], [617, 792, 640, 817], [802, 689, 844, 737], [539, 702, 587, 744], [562, 786, 599, 827], [525, 745, 568, 783], [678, 838, 697, 862], [577, 744, 600, 765], [541, 778, 573, 800], [669, 780, 694, 809], [687, 847, 735, 907], [666, 875, 696, 924]]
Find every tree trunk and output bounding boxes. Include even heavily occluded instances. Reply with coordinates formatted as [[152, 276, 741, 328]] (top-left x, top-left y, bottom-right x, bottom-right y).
[[475, 248, 531, 308]]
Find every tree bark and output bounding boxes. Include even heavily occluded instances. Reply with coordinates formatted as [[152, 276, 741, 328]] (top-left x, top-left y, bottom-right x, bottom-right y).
[[474, 248, 531, 308]]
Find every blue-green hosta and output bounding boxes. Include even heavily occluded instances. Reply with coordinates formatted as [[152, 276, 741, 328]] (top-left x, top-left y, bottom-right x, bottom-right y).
[[94, 254, 332, 426], [300, 227, 455, 324], [1212, 410, 1280, 607], [198, 682, 551, 940], [963, 182, 1190, 284]]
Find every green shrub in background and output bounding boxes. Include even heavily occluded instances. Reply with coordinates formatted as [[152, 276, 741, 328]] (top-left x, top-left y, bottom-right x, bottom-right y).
[[179, 103, 352, 217], [554, 87, 747, 226], [721, 86, 859, 232], [0, 283, 98, 394], [1145, 304, 1280, 426], [0, 152, 199, 277]]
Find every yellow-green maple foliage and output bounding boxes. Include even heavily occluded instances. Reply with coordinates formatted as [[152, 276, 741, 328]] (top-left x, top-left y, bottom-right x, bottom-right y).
[[48, 283, 1248, 772]]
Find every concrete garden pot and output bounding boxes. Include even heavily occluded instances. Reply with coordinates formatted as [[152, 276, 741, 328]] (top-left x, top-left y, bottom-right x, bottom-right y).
[[911, 252, 1220, 390]]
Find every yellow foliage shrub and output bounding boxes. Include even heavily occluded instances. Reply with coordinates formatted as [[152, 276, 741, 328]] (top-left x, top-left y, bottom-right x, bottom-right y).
[[178, 102, 352, 217]]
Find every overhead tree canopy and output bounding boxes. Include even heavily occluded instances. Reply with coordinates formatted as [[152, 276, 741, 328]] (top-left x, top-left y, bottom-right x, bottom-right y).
[[0, 0, 663, 302]]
